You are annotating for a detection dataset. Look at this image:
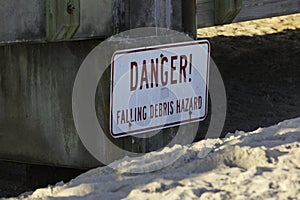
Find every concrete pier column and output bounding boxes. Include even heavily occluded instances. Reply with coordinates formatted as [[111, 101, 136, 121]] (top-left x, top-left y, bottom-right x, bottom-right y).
[[113, 0, 197, 38], [0, 0, 198, 168]]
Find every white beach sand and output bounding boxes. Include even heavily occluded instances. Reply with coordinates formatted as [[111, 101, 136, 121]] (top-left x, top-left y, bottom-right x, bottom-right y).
[[10, 117, 300, 200]]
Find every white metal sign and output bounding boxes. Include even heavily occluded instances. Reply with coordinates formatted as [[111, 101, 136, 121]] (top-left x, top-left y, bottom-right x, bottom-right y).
[[110, 40, 210, 138]]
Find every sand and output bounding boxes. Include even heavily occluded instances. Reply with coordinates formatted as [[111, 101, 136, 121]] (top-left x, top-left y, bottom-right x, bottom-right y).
[[197, 13, 300, 38], [8, 117, 299, 200]]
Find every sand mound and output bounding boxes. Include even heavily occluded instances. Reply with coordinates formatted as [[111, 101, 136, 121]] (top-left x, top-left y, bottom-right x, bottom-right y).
[[12, 118, 300, 200]]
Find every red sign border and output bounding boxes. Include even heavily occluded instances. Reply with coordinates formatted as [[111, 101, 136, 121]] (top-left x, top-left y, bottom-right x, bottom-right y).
[[110, 40, 210, 138]]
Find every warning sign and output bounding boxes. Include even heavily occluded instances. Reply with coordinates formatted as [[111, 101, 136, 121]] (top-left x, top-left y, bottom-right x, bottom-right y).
[[110, 40, 210, 138]]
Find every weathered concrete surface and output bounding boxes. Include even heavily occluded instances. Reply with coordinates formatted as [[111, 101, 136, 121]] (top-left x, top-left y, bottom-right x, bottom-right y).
[[0, 0, 113, 44], [73, 0, 113, 39], [0, 29, 199, 168], [0, 0, 196, 44], [1, 0, 299, 44], [127, 0, 182, 31], [0, 41, 100, 168], [0, 0, 198, 168], [0, 0, 45, 43]]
